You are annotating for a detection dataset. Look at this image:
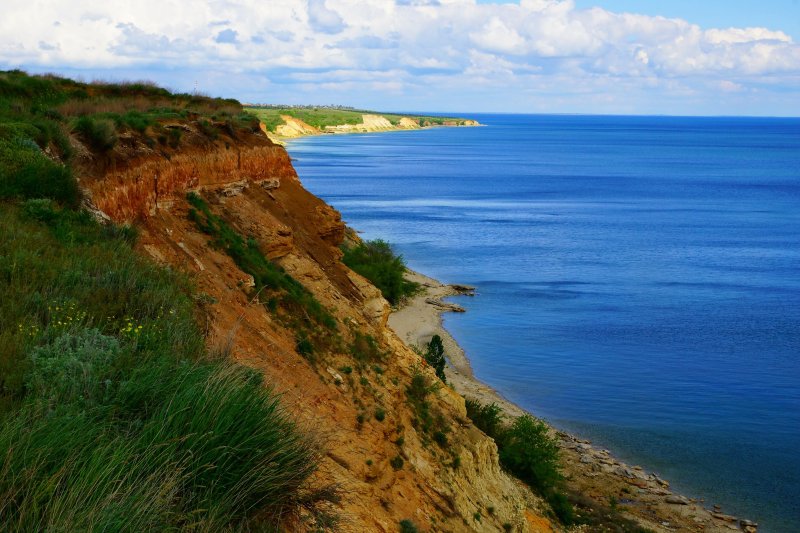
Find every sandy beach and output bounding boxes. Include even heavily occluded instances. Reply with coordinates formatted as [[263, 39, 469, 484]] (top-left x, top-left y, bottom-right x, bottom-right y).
[[389, 270, 758, 533]]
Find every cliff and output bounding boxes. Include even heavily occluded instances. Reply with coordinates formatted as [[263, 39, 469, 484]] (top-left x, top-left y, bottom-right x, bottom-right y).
[[80, 120, 549, 532]]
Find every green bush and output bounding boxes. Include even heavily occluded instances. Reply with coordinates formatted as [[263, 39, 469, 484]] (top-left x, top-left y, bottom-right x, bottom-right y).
[[399, 519, 420, 533], [390, 455, 404, 470], [25, 329, 121, 408], [342, 239, 419, 306], [74, 116, 118, 151], [498, 415, 562, 494], [546, 491, 575, 525], [465, 398, 504, 441], [464, 400, 574, 525]]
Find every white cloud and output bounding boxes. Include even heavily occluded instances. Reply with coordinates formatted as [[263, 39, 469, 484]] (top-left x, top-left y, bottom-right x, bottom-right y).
[[1, 0, 798, 114]]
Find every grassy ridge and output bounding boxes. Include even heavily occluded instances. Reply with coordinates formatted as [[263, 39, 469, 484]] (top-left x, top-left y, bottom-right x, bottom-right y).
[[0, 69, 260, 207], [0, 72, 322, 531], [246, 106, 472, 133]]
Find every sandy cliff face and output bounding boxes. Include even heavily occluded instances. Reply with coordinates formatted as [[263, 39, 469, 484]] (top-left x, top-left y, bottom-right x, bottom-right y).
[[276, 115, 322, 137], [83, 128, 550, 532]]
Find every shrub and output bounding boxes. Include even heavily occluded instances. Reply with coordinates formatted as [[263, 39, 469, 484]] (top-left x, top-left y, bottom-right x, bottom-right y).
[[342, 239, 419, 306], [374, 407, 386, 422], [465, 398, 504, 441], [464, 399, 575, 525], [25, 329, 121, 408], [399, 519, 420, 533], [546, 491, 575, 525], [390, 455, 404, 470], [74, 116, 118, 151], [296, 332, 315, 360], [424, 334, 447, 383], [498, 415, 562, 494]]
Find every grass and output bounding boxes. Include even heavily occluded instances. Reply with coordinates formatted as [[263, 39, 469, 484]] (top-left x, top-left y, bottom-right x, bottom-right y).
[[349, 332, 385, 367], [342, 239, 419, 306], [246, 105, 473, 133]]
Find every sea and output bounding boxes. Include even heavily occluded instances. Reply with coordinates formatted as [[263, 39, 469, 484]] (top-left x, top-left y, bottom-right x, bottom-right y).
[[286, 114, 800, 532]]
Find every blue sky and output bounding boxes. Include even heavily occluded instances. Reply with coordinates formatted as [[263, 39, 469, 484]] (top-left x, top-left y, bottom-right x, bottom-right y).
[[480, 0, 800, 38], [2, 0, 799, 116]]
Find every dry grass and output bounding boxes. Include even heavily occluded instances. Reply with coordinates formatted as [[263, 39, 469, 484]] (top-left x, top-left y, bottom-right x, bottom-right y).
[[92, 146, 297, 221], [59, 96, 174, 117]]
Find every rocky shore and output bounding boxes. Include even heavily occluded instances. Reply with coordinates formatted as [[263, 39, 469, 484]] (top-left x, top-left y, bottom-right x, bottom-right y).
[[389, 270, 757, 533]]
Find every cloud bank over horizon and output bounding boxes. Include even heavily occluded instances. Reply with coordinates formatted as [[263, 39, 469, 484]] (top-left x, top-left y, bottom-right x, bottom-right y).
[[2, 0, 799, 115]]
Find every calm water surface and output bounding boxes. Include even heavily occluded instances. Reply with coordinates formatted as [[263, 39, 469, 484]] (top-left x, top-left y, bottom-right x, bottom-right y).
[[287, 115, 800, 532]]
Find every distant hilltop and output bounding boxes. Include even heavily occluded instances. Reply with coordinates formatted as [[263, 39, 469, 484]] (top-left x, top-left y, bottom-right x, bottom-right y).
[[245, 105, 480, 139]]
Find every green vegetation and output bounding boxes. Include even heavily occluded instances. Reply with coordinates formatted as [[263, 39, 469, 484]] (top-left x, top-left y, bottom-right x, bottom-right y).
[[390, 455, 405, 470], [399, 519, 420, 533], [342, 239, 419, 306], [246, 105, 471, 133], [187, 192, 337, 358], [0, 202, 320, 530], [424, 334, 447, 383], [500, 416, 564, 500], [464, 398, 572, 525], [465, 399, 504, 442], [406, 368, 450, 447], [466, 399, 654, 530]]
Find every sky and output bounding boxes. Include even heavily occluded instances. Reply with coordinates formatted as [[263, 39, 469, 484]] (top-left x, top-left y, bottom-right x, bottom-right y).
[[2, 0, 799, 116]]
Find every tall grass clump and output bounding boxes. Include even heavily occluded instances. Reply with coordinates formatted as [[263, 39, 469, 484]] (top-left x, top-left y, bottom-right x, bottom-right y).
[[342, 239, 419, 306]]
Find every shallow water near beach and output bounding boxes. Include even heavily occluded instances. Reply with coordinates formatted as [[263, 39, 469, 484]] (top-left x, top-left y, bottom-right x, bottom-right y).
[[287, 114, 800, 532]]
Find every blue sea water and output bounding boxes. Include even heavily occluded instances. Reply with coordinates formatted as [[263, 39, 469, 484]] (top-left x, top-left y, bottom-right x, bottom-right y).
[[287, 115, 800, 532]]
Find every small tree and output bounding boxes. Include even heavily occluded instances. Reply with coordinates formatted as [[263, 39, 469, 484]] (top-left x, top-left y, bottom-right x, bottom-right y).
[[424, 334, 446, 383]]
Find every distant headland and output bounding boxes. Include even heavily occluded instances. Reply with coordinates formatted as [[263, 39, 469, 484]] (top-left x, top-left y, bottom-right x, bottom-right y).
[[244, 104, 480, 141]]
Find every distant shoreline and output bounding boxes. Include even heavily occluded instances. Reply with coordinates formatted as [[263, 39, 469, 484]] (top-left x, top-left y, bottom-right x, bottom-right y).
[[245, 106, 480, 144], [389, 268, 757, 533]]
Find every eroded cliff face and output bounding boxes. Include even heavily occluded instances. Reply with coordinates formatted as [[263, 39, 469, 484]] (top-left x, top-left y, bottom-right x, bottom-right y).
[[82, 127, 551, 532]]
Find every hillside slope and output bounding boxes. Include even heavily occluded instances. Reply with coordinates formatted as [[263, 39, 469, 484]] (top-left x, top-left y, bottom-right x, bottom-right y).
[[93, 118, 550, 533]]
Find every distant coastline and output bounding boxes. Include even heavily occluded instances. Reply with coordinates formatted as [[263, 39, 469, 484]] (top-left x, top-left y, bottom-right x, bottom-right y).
[[244, 105, 480, 143]]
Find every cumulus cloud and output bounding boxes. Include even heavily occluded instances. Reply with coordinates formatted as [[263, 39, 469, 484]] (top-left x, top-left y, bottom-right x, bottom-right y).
[[0, 0, 798, 113]]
